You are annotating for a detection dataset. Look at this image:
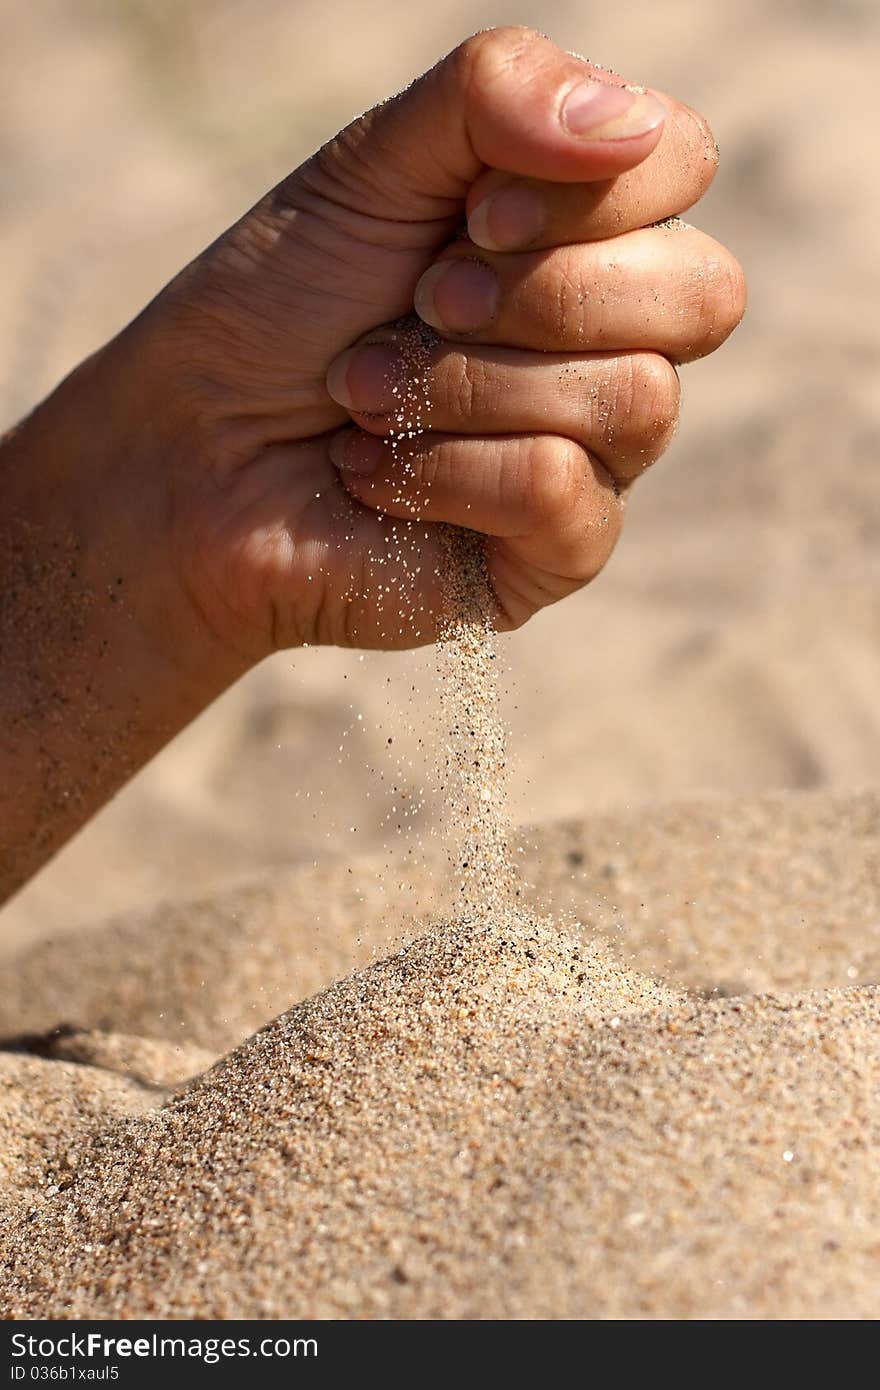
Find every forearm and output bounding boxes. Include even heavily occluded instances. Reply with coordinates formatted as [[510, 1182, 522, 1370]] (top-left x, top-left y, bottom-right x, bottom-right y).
[[0, 336, 246, 906]]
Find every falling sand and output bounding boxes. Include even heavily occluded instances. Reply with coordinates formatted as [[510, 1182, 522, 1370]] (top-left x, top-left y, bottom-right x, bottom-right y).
[[436, 526, 512, 919], [381, 317, 514, 921]]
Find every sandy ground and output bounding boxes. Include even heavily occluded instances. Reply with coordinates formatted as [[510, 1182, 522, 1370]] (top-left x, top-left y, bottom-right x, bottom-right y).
[[1, 0, 880, 1320], [2, 0, 880, 944], [1, 792, 879, 1318]]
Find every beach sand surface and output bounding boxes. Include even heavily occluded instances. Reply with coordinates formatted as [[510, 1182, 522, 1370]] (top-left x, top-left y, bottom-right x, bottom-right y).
[[1, 790, 878, 1319]]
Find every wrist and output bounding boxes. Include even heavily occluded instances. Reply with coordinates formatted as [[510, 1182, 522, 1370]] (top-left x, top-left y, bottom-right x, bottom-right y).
[[0, 328, 256, 901], [2, 330, 252, 719]]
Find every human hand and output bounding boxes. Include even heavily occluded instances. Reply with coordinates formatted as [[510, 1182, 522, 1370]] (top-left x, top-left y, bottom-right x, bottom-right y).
[[105, 26, 745, 661], [0, 27, 746, 901]]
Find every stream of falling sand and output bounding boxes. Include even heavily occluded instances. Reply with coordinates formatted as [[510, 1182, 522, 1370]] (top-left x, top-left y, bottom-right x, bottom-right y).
[[384, 318, 515, 923]]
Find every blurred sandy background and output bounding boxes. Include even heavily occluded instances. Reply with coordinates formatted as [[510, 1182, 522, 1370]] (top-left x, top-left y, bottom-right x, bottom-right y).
[[2, 0, 879, 949]]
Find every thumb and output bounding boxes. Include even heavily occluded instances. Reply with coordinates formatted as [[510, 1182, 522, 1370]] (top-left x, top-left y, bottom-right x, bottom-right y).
[[306, 27, 665, 220]]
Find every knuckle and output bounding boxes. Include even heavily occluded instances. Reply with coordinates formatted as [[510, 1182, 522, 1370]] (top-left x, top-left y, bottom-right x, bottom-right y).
[[412, 439, 444, 492], [682, 246, 747, 357], [452, 26, 539, 88], [617, 355, 678, 464], [519, 437, 623, 583], [442, 349, 482, 419], [522, 436, 587, 526], [451, 31, 487, 86], [573, 458, 624, 581], [608, 353, 681, 465], [543, 251, 587, 344]]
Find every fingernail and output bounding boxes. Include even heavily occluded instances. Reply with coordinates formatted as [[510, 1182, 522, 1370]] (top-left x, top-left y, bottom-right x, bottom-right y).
[[468, 184, 545, 252], [414, 259, 499, 334], [561, 80, 665, 140], [326, 344, 401, 413], [329, 428, 385, 476]]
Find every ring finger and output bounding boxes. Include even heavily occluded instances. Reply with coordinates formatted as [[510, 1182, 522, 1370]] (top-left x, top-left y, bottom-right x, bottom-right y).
[[326, 339, 680, 484]]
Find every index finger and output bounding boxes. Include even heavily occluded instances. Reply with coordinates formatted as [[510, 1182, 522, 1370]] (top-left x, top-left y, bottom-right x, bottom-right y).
[[465, 97, 720, 249]]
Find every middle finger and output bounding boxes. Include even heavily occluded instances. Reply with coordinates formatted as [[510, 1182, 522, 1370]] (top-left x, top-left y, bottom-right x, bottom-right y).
[[413, 223, 746, 363]]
